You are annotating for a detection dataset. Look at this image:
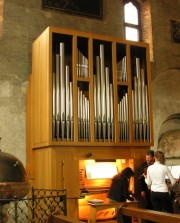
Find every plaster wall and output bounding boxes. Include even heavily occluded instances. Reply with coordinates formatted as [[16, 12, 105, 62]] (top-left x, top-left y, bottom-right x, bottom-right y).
[[0, 0, 179, 165]]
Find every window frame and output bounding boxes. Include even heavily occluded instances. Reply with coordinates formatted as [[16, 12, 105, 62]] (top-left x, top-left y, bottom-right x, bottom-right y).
[[124, 0, 141, 41]]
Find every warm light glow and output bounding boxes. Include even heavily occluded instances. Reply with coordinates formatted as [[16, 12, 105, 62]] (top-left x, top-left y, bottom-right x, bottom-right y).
[[125, 27, 139, 41], [85, 159, 95, 164], [124, 2, 138, 25], [85, 162, 118, 179]]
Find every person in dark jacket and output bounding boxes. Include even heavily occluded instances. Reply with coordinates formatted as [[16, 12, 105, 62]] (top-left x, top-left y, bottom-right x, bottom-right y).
[[107, 167, 135, 202], [138, 150, 154, 210]]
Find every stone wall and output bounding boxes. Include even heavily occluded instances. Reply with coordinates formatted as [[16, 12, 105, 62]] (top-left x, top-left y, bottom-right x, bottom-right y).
[[0, 0, 179, 165], [150, 0, 180, 157], [158, 129, 180, 165]]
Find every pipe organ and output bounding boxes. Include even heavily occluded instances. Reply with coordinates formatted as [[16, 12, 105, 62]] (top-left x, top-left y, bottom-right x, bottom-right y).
[[51, 39, 151, 143], [27, 27, 153, 220]]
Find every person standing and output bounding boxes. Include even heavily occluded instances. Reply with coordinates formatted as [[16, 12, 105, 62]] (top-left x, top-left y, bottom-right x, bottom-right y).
[[138, 150, 155, 209], [145, 150, 176, 213]]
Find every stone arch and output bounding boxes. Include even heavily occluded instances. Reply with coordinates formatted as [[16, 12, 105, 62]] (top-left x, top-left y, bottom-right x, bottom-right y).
[[158, 113, 180, 165]]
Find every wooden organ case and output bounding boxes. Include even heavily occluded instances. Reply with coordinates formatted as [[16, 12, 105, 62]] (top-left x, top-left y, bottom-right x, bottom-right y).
[[26, 27, 154, 220]]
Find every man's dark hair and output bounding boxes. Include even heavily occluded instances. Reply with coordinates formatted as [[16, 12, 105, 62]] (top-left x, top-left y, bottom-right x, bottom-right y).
[[146, 150, 154, 157]]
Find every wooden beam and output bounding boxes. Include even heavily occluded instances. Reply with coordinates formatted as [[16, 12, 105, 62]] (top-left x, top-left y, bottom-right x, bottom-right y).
[[119, 206, 180, 223], [51, 214, 84, 223]]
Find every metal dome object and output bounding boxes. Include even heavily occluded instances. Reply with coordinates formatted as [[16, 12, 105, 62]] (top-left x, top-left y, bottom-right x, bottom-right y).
[[0, 150, 30, 199]]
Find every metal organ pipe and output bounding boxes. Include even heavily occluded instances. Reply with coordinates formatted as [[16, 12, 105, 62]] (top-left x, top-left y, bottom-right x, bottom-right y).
[[100, 44, 106, 141], [110, 84, 114, 141], [93, 44, 114, 141], [60, 43, 65, 140], [105, 67, 110, 141], [52, 71, 56, 139], [94, 75, 97, 139], [69, 82, 73, 140], [95, 56, 102, 140], [53, 43, 74, 141], [77, 49, 88, 78], [65, 66, 70, 140], [118, 92, 129, 142], [52, 43, 149, 143], [132, 58, 149, 142], [55, 53, 60, 139], [77, 87, 90, 141]]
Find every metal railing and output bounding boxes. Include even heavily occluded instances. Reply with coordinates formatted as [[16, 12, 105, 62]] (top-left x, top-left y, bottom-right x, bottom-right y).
[[0, 188, 67, 223]]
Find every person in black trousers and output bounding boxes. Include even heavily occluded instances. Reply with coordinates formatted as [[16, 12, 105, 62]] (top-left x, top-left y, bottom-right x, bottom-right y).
[[145, 151, 176, 213], [138, 150, 154, 210]]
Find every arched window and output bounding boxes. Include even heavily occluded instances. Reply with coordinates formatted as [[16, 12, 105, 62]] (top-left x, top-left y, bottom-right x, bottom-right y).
[[124, 1, 140, 41]]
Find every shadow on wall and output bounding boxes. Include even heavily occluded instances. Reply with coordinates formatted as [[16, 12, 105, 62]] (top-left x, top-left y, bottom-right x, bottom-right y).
[[158, 113, 180, 165]]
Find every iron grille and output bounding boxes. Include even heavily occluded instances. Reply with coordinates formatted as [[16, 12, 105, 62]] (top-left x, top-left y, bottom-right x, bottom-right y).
[[0, 188, 67, 223]]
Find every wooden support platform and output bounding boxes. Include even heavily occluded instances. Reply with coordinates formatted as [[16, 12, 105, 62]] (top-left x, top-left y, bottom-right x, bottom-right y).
[[51, 214, 84, 223], [87, 201, 139, 223]]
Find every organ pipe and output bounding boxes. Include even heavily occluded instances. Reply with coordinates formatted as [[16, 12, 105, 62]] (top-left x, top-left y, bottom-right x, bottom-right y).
[[100, 44, 106, 126], [53, 42, 74, 141], [132, 58, 149, 142], [117, 56, 128, 82], [93, 45, 114, 141], [77, 85, 90, 141], [65, 66, 70, 140], [118, 92, 129, 142], [77, 49, 88, 78], [69, 82, 73, 140], [55, 53, 60, 139], [52, 42, 149, 143], [52, 71, 56, 139], [60, 43, 65, 140]]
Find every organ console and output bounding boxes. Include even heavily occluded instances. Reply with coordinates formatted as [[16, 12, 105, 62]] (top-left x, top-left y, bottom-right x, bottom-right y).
[[78, 159, 134, 221]]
